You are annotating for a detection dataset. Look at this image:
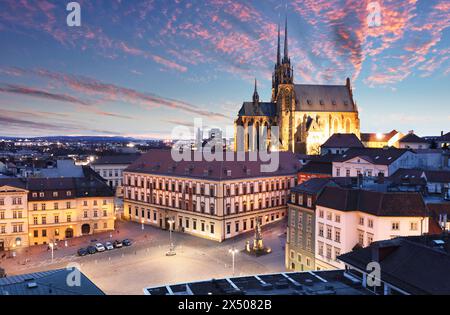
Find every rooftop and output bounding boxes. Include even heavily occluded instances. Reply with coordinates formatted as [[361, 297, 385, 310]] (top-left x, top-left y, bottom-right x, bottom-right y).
[[335, 147, 411, 165], [144, 270, 372, 295], [291, 177, 334, 194], [321, 133, 364, 149], [92, 154, 141, 165], [125, 149, 302, 180], [338, 235, 450, 295], [298, 161, 332, 175], [360, 130, 399, 143], [0, 268, 104, 295], [399, 133, 429, 144], [317, 186, 428, 217]]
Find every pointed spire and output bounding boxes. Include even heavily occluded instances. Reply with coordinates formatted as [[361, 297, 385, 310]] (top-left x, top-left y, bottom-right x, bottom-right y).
[[277, 23, 281, 65], [283, 16, 289, 63], [253, 78, 259, 104]]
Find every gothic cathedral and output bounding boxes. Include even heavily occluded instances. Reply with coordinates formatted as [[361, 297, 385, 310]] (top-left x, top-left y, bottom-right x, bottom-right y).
[[234, 19, 360, 155]]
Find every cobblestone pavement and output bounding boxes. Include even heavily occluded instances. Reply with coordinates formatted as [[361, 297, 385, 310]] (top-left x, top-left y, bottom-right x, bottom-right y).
[[0, 219, 288, 295]]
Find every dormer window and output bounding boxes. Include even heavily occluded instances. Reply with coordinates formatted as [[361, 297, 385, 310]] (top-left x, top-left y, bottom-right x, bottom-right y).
[[343, 100, 349, 106], [319, 100, 324, 105], [307, 99, 312, 105], [332, 100, 337, 105]]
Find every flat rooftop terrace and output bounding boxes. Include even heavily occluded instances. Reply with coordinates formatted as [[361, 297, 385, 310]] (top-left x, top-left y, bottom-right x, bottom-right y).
[[144, 270, 373, 295]]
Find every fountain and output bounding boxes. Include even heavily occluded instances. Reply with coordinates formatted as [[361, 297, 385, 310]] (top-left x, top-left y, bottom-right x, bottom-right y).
[[244, 217, 272, 256]]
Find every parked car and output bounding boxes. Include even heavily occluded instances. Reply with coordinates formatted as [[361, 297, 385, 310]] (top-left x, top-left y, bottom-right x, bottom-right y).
[[87, 245, 97, 254], [113, 240, 123, 248], [105, 242, 114, 250], [122, 239, 132, 246], [77, 248, 88, 256], [95, 243, 106, 252]]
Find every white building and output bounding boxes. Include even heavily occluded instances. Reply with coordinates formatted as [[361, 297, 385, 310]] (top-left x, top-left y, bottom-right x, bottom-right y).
[[91, 154, 141, 191], [332, 148, 417, 178], [314, 186, 429, 270], [398, 132, 431, 150]]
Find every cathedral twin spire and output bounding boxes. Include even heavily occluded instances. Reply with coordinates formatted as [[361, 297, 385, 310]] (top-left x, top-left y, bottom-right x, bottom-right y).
[[277, 17, 289, 65]]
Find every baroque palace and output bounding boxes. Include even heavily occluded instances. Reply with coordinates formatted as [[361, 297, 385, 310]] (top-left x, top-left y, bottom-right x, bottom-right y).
[[235, 20, 360, 155]]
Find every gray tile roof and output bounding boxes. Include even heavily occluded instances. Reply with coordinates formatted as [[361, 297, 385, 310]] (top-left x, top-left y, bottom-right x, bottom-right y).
[[338, 236, 450, 295], [399, 133, 429, 144], [0, 268, 104, 295], [321, 133, 364, 149], [238, 102, 277, 117], [92, 154, 141, 165], [294, 84, 357, 112], [335, 147, 411, 165]]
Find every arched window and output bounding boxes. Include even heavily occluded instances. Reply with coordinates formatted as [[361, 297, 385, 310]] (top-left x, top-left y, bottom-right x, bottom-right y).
[[345, 119, 351, 133], [333, 119, 339, 133]]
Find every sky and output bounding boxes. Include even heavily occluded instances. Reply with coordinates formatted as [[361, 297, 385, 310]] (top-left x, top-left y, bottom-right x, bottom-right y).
[[0, 0, 449, 139]]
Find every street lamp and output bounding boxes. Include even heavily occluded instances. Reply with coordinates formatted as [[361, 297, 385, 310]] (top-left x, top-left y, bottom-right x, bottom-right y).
[[141, 219, 145, 231], [166, 218, 176, 256], [49, 242, 54, 262], [229, 247, 238, 276]]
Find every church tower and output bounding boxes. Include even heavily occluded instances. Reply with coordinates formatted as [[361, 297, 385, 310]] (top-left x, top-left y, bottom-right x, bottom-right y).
[[271, 18, 294, 103], [273, 18, 295, 152]]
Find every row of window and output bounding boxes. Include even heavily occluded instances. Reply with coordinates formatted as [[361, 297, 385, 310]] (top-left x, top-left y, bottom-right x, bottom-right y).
[[30, 199, 109, 211], [33, 202, 73, 211], [100, 169, 122, 178], [289, 251, 312, 268], [31, 210, 109, 225], [318, 210, 341, 223], [0, 210, 24, 220], [318, 223, 341, 243], [0, 197, 23, 206], [126, 175, 292, 197], [335, 168, 385, 177], [225, 212, 283, 235], [318, 242, 341, 262], [290, 193, 313, 208], [31, 191, 73, 198], [289, 226, 313, 251], [0, 224, 24, 234]]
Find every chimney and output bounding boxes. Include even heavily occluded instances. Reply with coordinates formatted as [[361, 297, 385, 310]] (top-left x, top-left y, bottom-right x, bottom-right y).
[[442, 131, 444, 137]]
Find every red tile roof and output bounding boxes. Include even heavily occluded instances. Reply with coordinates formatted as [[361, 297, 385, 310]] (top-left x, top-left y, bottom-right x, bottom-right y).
[[360, 130, 398, 143], [317, 186, 428, 217], [125, 149, 302, 180]]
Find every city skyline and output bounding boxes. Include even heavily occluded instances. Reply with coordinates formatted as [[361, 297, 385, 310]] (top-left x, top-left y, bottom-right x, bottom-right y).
[[0, 0, 449, 139]]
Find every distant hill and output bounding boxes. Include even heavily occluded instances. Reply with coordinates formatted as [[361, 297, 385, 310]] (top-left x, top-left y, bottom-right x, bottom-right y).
[[0, 136, 162, 142]]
